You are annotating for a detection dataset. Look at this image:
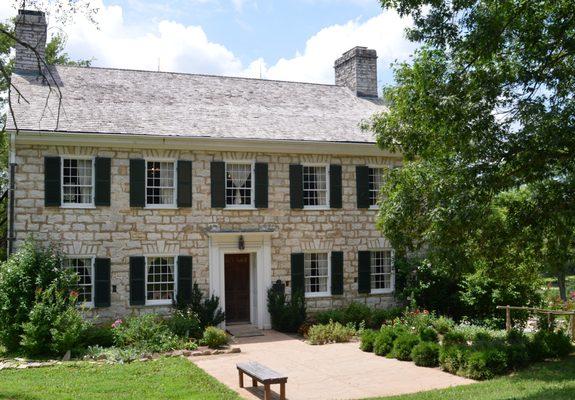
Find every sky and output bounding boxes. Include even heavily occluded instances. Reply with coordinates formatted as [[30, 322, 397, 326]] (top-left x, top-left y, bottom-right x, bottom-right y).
[[0, 0, 416, 87]]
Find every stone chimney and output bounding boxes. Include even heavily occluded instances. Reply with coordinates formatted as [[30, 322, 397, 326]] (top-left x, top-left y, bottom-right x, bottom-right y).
[[14, 10, 47, 74], [334, 46, 378, 98]]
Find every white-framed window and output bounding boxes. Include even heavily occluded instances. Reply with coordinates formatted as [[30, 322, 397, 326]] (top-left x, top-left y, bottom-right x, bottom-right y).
[[371, 250, 394, 293], [146, 160, 176, 207], [65, 257, 94, 306], [225, 162, 254, 208], [62, 157, 94, 206], [304, 252, 330, 297], [303, 165, 329, 208], [145, 256, 177, 305], [369, 167, 384, 208]]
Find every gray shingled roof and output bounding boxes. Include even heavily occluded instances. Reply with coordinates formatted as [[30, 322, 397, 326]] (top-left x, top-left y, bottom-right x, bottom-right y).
[[8, 66, 384, 143]]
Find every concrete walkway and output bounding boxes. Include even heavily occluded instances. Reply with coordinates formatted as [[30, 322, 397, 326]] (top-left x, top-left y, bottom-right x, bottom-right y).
[[191, 330, 474, 400]]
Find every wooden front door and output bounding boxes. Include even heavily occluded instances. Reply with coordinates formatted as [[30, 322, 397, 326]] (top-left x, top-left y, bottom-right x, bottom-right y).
[[225, 254, 251, 323]]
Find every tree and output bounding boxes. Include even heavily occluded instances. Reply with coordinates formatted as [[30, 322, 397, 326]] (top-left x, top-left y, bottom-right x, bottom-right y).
[[368, 0, 574, 308]]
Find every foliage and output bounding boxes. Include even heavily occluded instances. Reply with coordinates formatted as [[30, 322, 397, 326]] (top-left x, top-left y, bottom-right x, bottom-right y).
[[45, 33, 92, 67], [391, 332, 420, 361], [306, 320, 356, 345], [432, 316, 455, 335], [267, 287, 306, 333], [505, 330, 531, 370], [369, 307, 404, 329], [80, 325, 115, 348], [178, 283, 225, 331], [200, 327, 229, 349], [464, 347, 509, 380], [373, 325, 401, 356], [167, 309, 202, 339], [111, 314, 180, 353], [84, 345, 146, 364], [528, 330, 573, 361], [419, 327, 438, 343], [315, 304, 403, 329], [411, 341, 440, 367], [359, 329, 378, 352], [439, 344, 469, 375]]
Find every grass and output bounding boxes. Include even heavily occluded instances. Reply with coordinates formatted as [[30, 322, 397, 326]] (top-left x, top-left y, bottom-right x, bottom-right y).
[[0, 357, 240, 400], [373, 355, 575, 400]]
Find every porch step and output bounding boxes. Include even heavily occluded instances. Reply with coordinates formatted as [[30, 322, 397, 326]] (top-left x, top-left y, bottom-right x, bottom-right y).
[[227, 324, 265, 338]]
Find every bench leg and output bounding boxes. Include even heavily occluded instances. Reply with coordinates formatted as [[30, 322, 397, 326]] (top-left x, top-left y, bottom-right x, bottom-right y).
[[252, 378, 258, 387], [238, 371, 244, 388], [280, 382, 286, 400], [264, 384, 271, 400]]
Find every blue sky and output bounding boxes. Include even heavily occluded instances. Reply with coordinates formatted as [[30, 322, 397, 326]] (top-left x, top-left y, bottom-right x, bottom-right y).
[[0, 0, 415, 86]]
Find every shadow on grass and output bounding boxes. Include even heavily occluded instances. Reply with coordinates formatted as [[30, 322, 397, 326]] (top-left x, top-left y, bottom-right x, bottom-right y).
[[0, 392, 40, 400]]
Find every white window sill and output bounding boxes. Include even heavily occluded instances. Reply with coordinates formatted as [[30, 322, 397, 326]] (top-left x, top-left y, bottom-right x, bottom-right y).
[[145, 300, 173, 306], [303, 206, 330, 211], [370, 289, 394, 295], [144, 205, 177, 210], [225, 205, 256, 210], [305, 292, 331, 298], [369, 205, 379, 210], [77, 302, 95, 309], [61, 204, 96, 209]]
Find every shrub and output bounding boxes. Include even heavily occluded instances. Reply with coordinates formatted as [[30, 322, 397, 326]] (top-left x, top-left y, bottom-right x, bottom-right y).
[[201, 327, 229, 349], [81, 325, 115, 348], [463, 347, 508, 380], [391, 333, 420, 361], [411, 341, 440, 367], [545, 331, 573, 358], [439, 344, 468, 374], [267, 288, 306, 333], [315, 309, 345, 325], [369, 307, 403, 329], [84, 345, 145, 363], [527, 331, 552, 362], [419, 327, 439, 343], [167, 309, 202, 339], [112, 314, 179, 352], [442, 330, 467, 346], [176, 284, 225, 330], [432, 316, 455, 335], [307, 321, 356, 345], [359, 329, 378, 352], [0, 241, 78, 353], [342, 302, 372, 328], [504, 330, 530, 369], [20, 284, 88, 356], [373, 325, 402, 356], [403, 310, 436, 335]]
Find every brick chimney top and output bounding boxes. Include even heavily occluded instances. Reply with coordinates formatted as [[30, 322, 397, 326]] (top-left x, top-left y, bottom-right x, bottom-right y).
[[334, 46, 378, 98], [14, 9, 47, 74]]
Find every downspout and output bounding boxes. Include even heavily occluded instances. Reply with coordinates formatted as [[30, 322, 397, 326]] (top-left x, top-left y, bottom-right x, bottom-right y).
[[8, 131, 16, 256]]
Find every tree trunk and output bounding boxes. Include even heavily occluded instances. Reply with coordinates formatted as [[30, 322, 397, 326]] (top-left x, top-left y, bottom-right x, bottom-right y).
[[557, 271, 567, 302]]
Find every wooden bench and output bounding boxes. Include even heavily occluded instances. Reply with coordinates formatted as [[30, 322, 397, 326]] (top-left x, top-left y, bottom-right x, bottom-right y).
[[237, 361, 288, 400]]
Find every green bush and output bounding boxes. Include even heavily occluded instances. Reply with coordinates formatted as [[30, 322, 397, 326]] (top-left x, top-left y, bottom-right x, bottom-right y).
[[463, 347, 508, 380], [442, 330, 467, 346], [373, 325, 402, 356], [0, 241, 79, 353], [175, 284, 225, 330], [545, 331, 573, 358], [307, 320, 356, 345], [411, 341, 440, 367], [432, 316, 455, 335], [391, 333, 420, 361], [504, 330, 530, 369], [167, 309, 202, 339], [528, 330, 572, 361], [419, 327, 438, 343], [267, 288, 306, 333], [112, 314, 179, 352], [359, 329, 378, 352], [201, 327, 229, 349], [369, 307, 404, 329], [315, 309, 345, 325], [342, 302, 372, 328], [81, 325, 115, 348], [439, 344, 469, 374], [20, 284, 88, 356]]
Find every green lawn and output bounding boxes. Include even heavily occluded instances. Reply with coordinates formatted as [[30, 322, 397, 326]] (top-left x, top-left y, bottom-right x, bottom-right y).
[[375, 356, 575, 400], [0, 357, 239, 400]]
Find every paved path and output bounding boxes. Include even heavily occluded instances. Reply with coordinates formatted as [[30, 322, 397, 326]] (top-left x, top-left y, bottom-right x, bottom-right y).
[[191, 330, 474, 400]]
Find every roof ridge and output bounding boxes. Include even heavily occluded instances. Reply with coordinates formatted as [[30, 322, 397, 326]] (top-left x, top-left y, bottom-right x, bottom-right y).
[[54, 64, 345, 89]]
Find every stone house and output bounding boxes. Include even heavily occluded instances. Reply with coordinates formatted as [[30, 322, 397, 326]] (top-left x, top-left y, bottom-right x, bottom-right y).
[[7, 10, 401, 329]]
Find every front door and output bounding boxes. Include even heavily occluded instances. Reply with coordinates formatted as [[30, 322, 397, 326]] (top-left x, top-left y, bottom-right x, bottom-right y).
[[225, 254, 250, 324]]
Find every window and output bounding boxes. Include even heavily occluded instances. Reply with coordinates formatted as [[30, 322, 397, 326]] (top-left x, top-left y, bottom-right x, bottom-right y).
[[371, 250, 394, 293], [146, 256, 176, 305], [146, 161, 176, 206], [225, 162, 253, 207], [304, 252, 330, 296], [303, 165, 328, 207], [62, 158, 94, 205], [368, 167, 384, 208], [65, 257, 94, 305]]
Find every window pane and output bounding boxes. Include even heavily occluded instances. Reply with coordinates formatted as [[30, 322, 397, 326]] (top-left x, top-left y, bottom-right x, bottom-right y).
[[62, 159, 93, 204], [303, 166, 327, 206], [371, 250, 393, 290], [146, 257, 175, 301], [304, 253, 329, 294], [146, 161, 175, 205], [368, 167, 384, 207], [225, 163, 252, 206], [65, 258, 93, 303]]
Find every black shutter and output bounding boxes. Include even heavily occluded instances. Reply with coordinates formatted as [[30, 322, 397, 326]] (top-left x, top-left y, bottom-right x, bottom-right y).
[[289, 164, 303, 209], [177, 160, 193, 208], [356, 166, 370, 209], [94, 258, 111, 308], [94, 157, 111, 206], [330, 164, 342, 209], [331, 251, 344, 295], [291, 253, 305, 295], [129, 256, 146, 306], [358, 251, 371, 294], [177, 256, 193, 305], [211, 161, 225, 208], [44, 156, 61, 207], [254, 162, 268, 209], [129, 159, 146, 207]]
